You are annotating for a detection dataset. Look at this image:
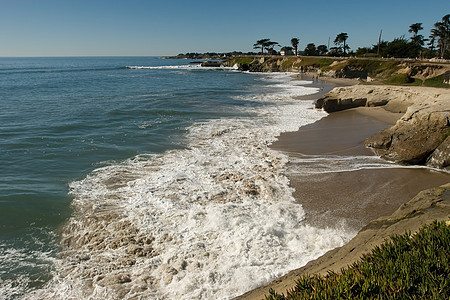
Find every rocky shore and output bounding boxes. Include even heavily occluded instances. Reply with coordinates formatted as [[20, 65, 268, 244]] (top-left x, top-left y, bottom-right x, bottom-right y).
[[315, 85, 450, 169], [237, 84, 450, 299]]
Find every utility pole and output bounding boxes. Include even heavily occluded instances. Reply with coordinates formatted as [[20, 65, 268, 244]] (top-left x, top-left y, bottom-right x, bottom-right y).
[[328, 37, 330, 51], [377, 29, 382, 56]]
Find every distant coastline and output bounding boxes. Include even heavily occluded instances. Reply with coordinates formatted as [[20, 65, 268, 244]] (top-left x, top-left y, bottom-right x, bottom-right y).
[[162, 51, 256, 60], [165, 53, 450, 88]]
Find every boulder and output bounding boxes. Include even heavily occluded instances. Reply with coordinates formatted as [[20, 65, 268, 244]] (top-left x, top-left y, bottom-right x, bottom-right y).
[[315, 96, 367, 112], [201, 61, 223, 67], [427, 135, 450, 169], [315, 85, 450, 168], [365, 109, 449, 164]]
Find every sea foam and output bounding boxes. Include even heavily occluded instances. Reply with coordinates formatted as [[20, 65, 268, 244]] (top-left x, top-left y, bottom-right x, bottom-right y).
[[19, 73, 354, 299]]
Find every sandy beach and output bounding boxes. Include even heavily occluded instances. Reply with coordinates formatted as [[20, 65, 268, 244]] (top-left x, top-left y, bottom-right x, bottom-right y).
[[272, 107, 450, 230], [237, 80, 450, 299]]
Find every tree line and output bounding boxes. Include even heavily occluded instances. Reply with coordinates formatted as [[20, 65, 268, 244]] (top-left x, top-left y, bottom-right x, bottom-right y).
[[253, 14, 450, 59]]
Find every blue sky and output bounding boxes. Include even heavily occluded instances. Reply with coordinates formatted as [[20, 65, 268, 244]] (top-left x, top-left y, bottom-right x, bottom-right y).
[[0, 0, 448, 57]]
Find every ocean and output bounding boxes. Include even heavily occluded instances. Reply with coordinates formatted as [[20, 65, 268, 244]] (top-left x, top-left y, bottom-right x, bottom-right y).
[[0, 57, 355, 299]]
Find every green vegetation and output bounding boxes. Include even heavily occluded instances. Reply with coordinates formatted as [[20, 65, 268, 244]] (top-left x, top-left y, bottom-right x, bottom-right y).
[[232, 57, 255, 65], [254, 39, 280, 55], [294, 57, 336, 69], [383, 73, 422, 86], [266, 221, 450, 300], [291, 38, 299, 56], [254, 14, 449, 59], [225, 56, 449, 88], [277, 56, 334, 71], [333, 33, 350, 57], [424, 74, 449, 88], [431, 15, 450, 59], [348, 59, 400, 76]]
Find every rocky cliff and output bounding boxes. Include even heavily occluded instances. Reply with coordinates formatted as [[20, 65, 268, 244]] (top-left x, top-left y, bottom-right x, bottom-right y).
[[315, 85, 450, 169], [224, 57, 450, 84]]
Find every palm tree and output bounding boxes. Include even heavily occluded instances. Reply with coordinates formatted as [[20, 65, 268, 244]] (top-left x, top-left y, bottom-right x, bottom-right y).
[[291, 38, 299, 56], [408, 23, 423, 37], [334, 33, 349, 57]]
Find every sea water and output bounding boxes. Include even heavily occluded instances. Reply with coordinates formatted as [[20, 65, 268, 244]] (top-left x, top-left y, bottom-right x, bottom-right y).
[[0, 57, 355, 299]]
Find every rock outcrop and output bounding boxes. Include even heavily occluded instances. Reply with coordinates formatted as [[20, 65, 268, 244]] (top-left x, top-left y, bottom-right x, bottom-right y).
[[315, 85, 450, 169], [427, 136, 450, 168], [366, 108, 449, 166], [225, 57, 370, 78], [224, 57, 450, 83]]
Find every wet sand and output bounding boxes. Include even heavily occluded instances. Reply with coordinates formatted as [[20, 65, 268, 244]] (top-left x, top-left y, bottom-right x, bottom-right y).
[[271, 106, 450, 231], [237, 80, 450, 300]]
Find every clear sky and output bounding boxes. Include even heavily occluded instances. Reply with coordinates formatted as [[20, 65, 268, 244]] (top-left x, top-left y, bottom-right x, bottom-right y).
[[0, 0, 448, 57]]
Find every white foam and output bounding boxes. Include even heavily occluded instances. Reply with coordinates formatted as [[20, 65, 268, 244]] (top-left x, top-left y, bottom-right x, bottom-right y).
[[15, 73, 355, 299], [0, 237, 57, 300], [286, 154, 399, 174], [126, 65, 203, 70], [126, 64, 234, 71]]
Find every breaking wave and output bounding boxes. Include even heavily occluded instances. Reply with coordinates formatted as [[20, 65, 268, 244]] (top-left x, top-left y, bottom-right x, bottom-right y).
[[7, 73, 355, 299]]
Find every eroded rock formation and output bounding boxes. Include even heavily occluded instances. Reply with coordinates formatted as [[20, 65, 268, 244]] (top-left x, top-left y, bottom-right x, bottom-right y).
[[315, 85, 450, 169]]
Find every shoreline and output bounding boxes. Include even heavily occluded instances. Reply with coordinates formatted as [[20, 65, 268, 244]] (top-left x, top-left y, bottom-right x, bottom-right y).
[[272, 107, 450, 230], [236, 80, 450, 299]]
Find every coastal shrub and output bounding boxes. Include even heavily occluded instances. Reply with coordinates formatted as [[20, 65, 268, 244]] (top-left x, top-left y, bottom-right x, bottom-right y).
[[383, 73, 422, 85], [424, 74, 448, 88], [280, 57, 302, 69], [349, 59, 401, 77], [265, 220, 450, 300], [328, 61, 349, 71], [298, 57, 336, 71], [233, 57, 255, 65]]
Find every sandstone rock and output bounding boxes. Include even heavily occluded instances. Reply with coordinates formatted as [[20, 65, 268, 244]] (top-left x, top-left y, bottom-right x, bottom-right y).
[[367, 98, 388, 107], [383, 99, 411, 113], [314, 85, 450, 168], [315, 96, 367, 112], [365, 110, 449, 164], [201, 61, 223, 67], [427, 135, 450, 169]]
